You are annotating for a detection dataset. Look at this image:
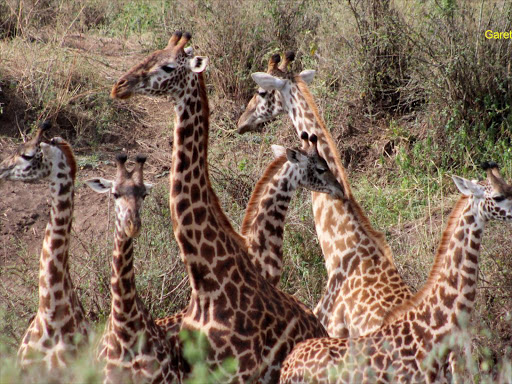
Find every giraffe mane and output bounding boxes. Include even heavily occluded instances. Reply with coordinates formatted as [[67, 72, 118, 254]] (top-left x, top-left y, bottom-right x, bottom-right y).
[[240, 155, 288, 236], [121, 49, 170, 84], [196, 72, 247, 247], [383, 195, 470, 324], [54, 140, 77, 181], [295, 77, 395, 265]]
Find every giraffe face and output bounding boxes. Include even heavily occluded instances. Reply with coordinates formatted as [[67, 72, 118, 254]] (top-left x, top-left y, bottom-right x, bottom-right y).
[[85, 155, 153, 238], [282, 146, 344, 199], [111, 32, 208, 102], [250, 70, 316, 114], [0, 131, 51, 183], [237, 88, 283, 134], [453, 166, 512, 222], [238, 52, 307, 134]]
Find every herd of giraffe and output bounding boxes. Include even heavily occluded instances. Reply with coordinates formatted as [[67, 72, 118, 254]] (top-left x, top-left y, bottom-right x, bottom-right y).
[[0, 31, 511, 383]]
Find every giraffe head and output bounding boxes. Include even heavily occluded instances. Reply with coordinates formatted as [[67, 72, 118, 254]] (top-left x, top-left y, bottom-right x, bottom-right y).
[[452, 162, 512, 222], [237, 52, 302, 134], [85, 154, 153, 238], [249, 66, 316, 118], [272, 132, 343, 199], [0, 121, 52, 182], [111, 31, 208, 101]]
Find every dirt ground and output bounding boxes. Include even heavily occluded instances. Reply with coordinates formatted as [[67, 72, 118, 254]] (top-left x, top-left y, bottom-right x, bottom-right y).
[[0, 34, 175, 267]]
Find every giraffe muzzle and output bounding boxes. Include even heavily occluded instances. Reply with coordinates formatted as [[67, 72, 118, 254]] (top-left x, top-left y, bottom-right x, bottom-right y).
[[125, 219, 142, 238], [111, 80, 132, 100], [0, 165, 14, 180]]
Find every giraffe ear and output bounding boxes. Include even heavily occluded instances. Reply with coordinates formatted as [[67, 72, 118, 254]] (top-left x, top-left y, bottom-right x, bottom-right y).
[[85, 178, 114, 193], [286, 148, 306, 164], [251, 73, 286, 91], [452, 176, 484, 198], [298, 70, 316, 85], [189, 56, 208, 73], [271, 145, 286, 159]]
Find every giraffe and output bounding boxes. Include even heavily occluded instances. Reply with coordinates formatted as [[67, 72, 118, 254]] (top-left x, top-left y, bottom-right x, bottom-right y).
[[85, 154, 183, 384], [0, 122, 89, 372], [239, 132, 343, 286], [245, 55, 412, 338], [110, 31, 328, 383], [154, 132, 343, 338], [278, 162, 512, 383]]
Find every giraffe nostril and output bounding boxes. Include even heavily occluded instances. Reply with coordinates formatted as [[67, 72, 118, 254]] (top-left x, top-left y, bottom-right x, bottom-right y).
[[118, 79, 127, 87]]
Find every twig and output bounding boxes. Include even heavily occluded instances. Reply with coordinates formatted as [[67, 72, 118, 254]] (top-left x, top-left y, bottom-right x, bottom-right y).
[[160, 276, 188, 301]]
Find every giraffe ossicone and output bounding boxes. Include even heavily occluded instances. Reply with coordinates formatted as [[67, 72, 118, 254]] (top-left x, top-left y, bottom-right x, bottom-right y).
[[279, 163, 512, 383]]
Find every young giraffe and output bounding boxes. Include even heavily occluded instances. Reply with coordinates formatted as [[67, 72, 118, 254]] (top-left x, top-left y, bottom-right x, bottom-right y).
[[0, 123, 89, 372], [154, 132, 342, 335], [279, 163, 512, 383], [245, 56, 412, 338], [240, 132, 343, 286], [86, 154, 183, 384], [110, 31, 328, 382]]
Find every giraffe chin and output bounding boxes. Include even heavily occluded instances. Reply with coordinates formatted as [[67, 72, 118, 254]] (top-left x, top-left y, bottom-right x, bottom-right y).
[[125, 225, 141, 238], [237, 123, 253, 134], [237, 121, 266, 135], [330, 190, 344, 200], [110, 88, 132, 100]]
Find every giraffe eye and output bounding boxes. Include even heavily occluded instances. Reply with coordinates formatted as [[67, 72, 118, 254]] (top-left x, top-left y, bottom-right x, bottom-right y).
[[493, 195, 505, 202], [258, 90, 268, 97], [21, 154, 34, 160], [112, 192, 120, 199], [161, 65, 175, 73], [316, 168, 327, 175]]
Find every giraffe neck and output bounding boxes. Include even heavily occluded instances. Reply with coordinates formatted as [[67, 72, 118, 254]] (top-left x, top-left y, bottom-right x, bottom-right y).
[[290, 80, 350, 192], [38, 171, 74, 317], [241, 157, 299, 286], [285, 83, 393, 277], [415, 198, 483, 342], [170, 72, 246, 298], [109, 217, 138, 325]]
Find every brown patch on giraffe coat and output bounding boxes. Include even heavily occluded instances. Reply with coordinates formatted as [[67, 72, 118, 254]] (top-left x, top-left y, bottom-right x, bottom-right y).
[[51, 238, 64, 250]]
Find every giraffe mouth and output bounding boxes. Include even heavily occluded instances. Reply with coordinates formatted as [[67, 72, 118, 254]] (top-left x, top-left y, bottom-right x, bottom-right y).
[[237, 123, 252, 134], [125, 220, 142, 238], [237, 120, 268, 135], [110, 84, 133, 100]]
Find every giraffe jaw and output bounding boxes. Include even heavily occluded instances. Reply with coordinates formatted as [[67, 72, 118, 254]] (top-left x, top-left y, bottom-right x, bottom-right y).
[[237, 117, 268, 134], [125, 226, 141, 238], [237, 122, 258, 134]]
